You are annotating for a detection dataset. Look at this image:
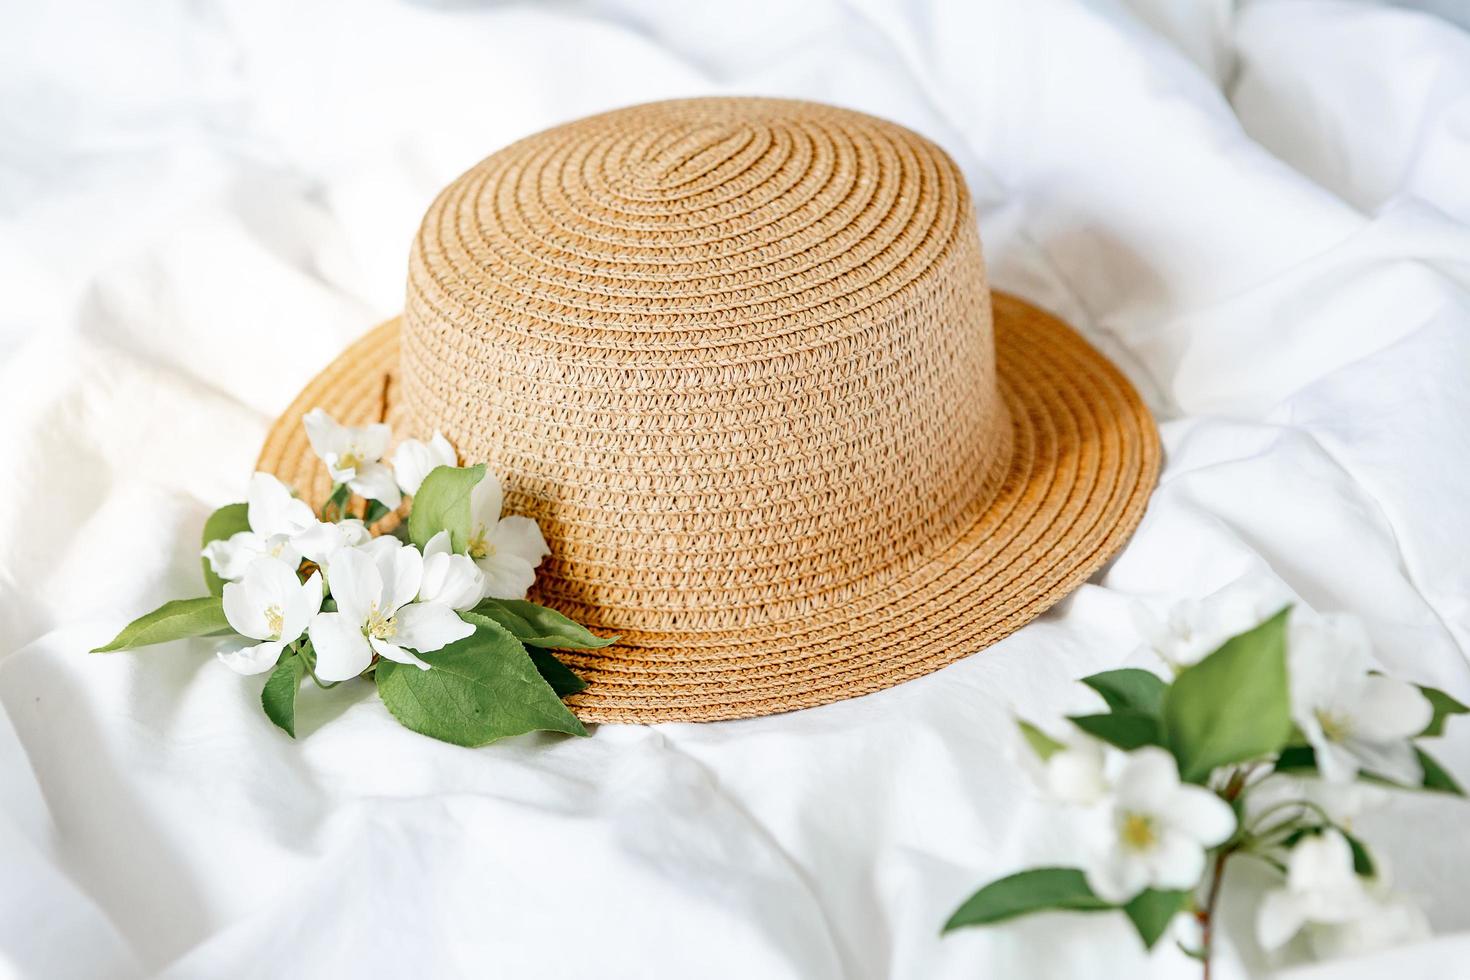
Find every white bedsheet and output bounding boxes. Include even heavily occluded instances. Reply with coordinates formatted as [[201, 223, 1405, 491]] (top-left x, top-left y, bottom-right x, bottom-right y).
[[3, 1, 1469, 977]]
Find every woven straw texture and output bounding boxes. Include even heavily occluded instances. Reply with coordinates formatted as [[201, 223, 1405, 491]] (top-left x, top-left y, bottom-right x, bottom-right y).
[[259, 97, 1160, 724]]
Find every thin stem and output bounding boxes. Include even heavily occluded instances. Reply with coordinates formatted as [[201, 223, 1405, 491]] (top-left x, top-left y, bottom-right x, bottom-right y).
[[1195, 767, 1253, 980], [1246, 797, 1333, 835], [1198, 847, 1230, 980], [1192, 769, 1331, 979], [294, 641, 340, 690]]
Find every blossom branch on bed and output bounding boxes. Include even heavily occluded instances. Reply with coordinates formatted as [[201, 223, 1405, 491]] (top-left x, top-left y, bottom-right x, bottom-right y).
[[943, 593, 1466, 976], [94, 410, 615, 746]]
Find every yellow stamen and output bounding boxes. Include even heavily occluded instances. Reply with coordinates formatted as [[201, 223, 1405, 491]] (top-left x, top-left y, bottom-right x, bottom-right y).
[[1316, 708, 1352, 743], [364, 603, 397, 641], [467, 525, 495, 560], [1120, 812, 1158, 852], [264, 604, 284, 639]]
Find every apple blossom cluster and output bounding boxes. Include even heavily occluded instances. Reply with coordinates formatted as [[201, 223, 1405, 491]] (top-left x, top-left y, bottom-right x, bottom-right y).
[[95, 410, 613, 746], [945, 587, 1465, 976]]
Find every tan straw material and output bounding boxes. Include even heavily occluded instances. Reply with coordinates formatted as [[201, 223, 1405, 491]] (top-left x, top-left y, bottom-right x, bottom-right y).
[[259, 97, 1160, 724]]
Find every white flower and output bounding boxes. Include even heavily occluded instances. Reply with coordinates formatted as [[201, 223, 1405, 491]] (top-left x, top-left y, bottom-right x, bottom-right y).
[[1258, 829, 1430, 958], [1134, 578, 1279, 672], [218, 557, 322, 675], [467, 470, 550, 600], [1245, 772, 1387, 830], [1084, 747, 1236, 903], [1306, 883, 1429, 960], [391, 432, 457, 496], [1257, 829, 1372, 951], [1289, 613, 1431, 785], [201, 472, 317, 581], [302, 408, 402, 508], [418, 530, 486, 611], [292, 518, 370, 572], [307, 537, 473, 681], [1017, 723, 1111, 806]]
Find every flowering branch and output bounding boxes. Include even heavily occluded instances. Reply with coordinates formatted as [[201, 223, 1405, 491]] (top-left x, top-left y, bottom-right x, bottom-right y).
[[944, 591, 1466, 974], [94, 410, 617, 746]]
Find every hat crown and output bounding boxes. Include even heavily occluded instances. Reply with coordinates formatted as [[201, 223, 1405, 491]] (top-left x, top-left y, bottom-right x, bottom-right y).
[[398, 97, 1009, 634]]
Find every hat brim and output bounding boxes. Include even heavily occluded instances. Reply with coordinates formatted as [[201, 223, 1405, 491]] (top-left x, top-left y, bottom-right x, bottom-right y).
[[258, 292, 1160, 724]]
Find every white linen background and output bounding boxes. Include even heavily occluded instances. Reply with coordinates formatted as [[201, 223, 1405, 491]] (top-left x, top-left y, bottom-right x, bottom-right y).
[[2, 0, 1468, 977]]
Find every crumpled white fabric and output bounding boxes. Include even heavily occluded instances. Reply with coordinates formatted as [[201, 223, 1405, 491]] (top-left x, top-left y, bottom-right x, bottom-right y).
[[2, 1, 1469, 977]]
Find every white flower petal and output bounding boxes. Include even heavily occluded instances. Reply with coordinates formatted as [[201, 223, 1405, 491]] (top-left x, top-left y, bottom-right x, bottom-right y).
[[476, 552, 537, 601], [1045, 743, 1109, 805], [419, 551, 485, 610], [349, 461, 403, 509], [1145, 829, 1207, 890], [423, 529, 453, 559], [392, 433, 457, 496], [469, 469, 505, 530], [1113, 747, 1179, 812], [1165, 784, 1236, 847], [1257, 888, 1309, 952], [223, 557, 300, 640], [260, 534, 302, 570], [1289, 612, 1374, 717], [247, 471, 315, 538], [357, 423, 393, 462], [216, 639, 286, 676], [1354, 676, 1433, 742], [222, 579, 268, 640], [1306, 889, 1429, 960], [440, 557, 486, 610], [1344, 737, 1424, 786], [1086, 849, 1150, 904], [303, 408, 349, 459], [394, 601, 474, 654], [324, 454, 358, 484], [309, 612, 373, 681], [428, 432, 455, 463], [293, 521, 354, 565], [369, 539, 422, 613], [324, 547, 382, 626], [1311, 738, 1363, 784], [489, 516, 550, 565], [202, 531, 265, 582], [1286, 829, 1359, 897], [370, 636, 432, 670], [280, 571, 324, 643]]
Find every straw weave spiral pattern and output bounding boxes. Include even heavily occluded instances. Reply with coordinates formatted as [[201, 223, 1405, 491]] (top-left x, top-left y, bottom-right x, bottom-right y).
[[259, 97, 1160, 723]]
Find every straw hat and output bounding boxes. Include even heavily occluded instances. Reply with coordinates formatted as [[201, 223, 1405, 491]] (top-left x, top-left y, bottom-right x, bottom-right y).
[[259, 97, 1159, 724]]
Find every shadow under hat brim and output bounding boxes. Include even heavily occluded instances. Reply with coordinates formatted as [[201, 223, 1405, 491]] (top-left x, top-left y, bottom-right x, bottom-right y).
[[257, 292, 1160, 724]]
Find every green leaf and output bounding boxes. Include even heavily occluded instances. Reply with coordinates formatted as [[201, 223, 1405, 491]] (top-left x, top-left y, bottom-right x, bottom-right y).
[[528, 648, 588, 697], [323, 483, 350, 521], [1123, 889, 1188, 950], [1163, 607, 1293, 783], [406, 464, 485, 552], [943, 868, 1112, 933], [1081, 669, 1166, 716], [375, 617, 587, 746], [363, 499, 392, 525], [1271, 743, 1463, 797], [261, 652, 306, 738], [92, 597, 231, 653], [1342, 829, 1376, 877], [460, 610, 589, 694], [1274, 744, 1316, 772], [1018, 720, 1066, 761], [1417, 685, 1469, 738], [1069, 711, 1165, 751], [468, 599, 616, 650], [1417, 747, 1464, 796], [200, 502, 250, 596]]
